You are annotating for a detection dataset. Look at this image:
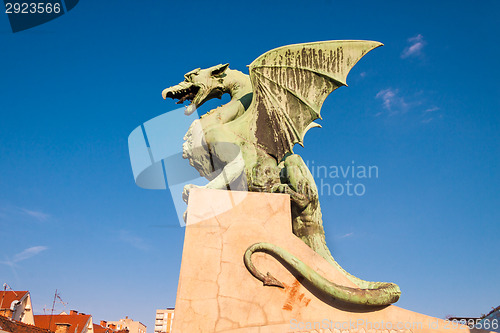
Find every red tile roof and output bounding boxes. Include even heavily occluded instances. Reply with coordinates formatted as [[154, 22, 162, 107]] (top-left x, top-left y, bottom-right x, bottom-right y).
[[34, 315, 91, 333], [0, 315, 53, 333], [0, 291, 29, 310], [93, 324, 112, 333]]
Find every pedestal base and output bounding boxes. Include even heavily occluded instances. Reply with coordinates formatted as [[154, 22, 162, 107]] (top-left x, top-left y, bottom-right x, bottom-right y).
[[172, 189, 490, 333]]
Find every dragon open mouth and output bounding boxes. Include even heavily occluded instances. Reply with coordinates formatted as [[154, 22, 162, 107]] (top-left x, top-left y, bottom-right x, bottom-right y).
[[163, 84, 200, 105], [162, 83, 203, 115]]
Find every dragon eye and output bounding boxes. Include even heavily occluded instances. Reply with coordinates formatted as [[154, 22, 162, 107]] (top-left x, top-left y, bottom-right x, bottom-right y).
[[184, 68, 201, 81], [184, 72, 199, 82]]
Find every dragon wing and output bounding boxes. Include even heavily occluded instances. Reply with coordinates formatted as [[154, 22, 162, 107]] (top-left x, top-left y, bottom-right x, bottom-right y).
[[248, 40, 382, 161]]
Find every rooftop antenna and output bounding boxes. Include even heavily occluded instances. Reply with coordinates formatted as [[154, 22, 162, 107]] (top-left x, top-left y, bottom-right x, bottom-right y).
[[48, 289, 59, 329], [56, 292, 67, 308], [0, 283, 18, 310], [47, 290, 67, 326]]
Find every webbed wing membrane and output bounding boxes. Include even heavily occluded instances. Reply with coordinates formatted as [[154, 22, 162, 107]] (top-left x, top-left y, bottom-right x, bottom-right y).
[[248, 40, 382, 161]]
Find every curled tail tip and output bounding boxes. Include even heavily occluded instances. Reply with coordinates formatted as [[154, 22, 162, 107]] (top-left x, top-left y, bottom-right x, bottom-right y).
[[263, 272, 284, 288], [384, 284, 402, 304], [378, 282, 402, 304], [384, 282, 402, 296]]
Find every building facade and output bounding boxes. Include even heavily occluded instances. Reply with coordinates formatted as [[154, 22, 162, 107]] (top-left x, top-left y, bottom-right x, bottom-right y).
[[105, 317, 146, 333], [154, 309, 174, 333]]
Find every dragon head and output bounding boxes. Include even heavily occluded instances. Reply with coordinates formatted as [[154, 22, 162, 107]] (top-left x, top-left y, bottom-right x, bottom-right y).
[[162, 63, 230, 115]]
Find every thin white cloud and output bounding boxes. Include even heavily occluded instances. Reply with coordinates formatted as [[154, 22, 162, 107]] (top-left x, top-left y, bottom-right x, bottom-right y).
[[13, 246, 48, 262], [0, 246, 48, 267], [119, 230, 149, 251], [0, 205, 51, 223], [422, 106, 442, 123], [21, 208, 50, 222], [375, 89, 440, 122], [401, 34, 425, 59], [375, 88, 408, 114], [0, 256, 14, 267], [339, 232, 354, 239], [424, 106, 440, 113]]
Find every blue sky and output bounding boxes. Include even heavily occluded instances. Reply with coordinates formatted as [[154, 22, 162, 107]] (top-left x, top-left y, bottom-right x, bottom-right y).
[[1, 0, 499, 329]]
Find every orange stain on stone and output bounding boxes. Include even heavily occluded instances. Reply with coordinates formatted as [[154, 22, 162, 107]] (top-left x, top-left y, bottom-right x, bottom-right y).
[[282, 279, 312, 311]]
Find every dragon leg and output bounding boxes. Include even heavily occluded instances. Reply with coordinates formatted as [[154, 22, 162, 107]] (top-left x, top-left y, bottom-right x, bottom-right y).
[[244, 242, 401, 306]]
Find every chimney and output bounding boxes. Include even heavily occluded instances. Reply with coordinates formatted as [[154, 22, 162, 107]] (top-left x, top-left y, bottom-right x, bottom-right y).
[[100, 321, 107, 327], [55, 323, 71, 333], [125, 316, 128, 319], [70, 310, 78, 315]]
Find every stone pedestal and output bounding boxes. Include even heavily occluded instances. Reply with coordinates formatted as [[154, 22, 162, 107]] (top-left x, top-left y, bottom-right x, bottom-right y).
[[172, 188, 490, 333]]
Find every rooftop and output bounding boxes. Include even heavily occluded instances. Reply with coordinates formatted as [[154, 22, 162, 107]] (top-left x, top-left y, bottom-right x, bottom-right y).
[[0, 315, 52, 333], [0, 291, 29, 309], [34, 314, 91, 333]]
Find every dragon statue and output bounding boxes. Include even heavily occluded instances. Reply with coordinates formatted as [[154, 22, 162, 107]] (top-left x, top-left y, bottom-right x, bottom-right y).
[[162, 41, 401, 306]]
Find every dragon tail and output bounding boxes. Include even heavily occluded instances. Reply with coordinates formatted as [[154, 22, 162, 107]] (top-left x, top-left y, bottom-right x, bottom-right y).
[[244, 242, 401, 306]]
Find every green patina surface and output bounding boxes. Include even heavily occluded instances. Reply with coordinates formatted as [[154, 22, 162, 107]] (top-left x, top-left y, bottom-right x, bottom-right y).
[[162, 40, 401, 307]]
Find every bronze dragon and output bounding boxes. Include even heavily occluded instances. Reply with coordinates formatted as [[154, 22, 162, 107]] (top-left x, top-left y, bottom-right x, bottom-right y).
[[162, 41, 401, 306]]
